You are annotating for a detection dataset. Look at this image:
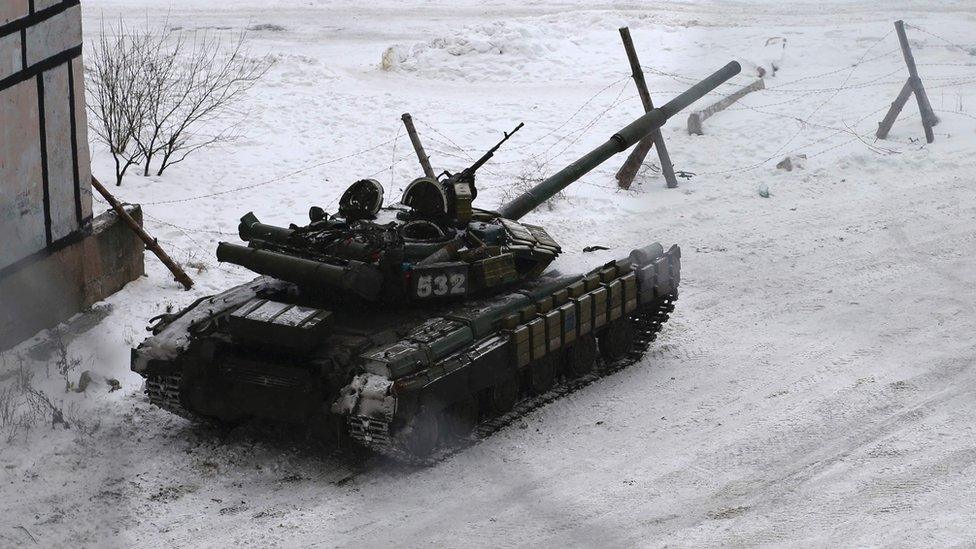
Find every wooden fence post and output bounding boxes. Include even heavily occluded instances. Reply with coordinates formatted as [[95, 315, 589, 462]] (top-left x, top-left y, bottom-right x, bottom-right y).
[[876, 20, 939, 143]]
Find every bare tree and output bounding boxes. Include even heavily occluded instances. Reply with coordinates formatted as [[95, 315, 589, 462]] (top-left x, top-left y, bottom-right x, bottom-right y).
[[86, 21, 272, 184], [85, 19, 146, 186], [150, 31, 272, 175], [130, 27, 182, 176]]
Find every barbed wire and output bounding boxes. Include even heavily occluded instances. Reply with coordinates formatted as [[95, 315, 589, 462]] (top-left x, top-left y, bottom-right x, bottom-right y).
[[415, 119, 476, 159], [143, 212, 237, 237], [525, 79, 633, 171], [538, 90, 632, 173], [115, 22, 975, 246], [412, 74, 632, 160], [506, 75, 632, 153], [764, 47, 902, 89], [762, 29, 894, 165], [691, 102, 894, 177], [389, 125, 403, 189], [140, 136, 399, 206], [934, 108, 976, 121], [142, 213, 232, 262], [410, 77, 633, 184], [905, 23, 976, 53]]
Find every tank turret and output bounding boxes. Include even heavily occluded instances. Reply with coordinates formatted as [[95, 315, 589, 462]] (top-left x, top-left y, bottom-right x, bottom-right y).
[[214, 61, 739, 305]]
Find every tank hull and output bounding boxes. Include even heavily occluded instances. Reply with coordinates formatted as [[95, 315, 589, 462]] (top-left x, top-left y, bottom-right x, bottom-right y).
[[132, 243, 680, 460]]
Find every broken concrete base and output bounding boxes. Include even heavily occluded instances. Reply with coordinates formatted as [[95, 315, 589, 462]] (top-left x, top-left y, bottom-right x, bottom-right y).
[[0, 205, 145, 351]]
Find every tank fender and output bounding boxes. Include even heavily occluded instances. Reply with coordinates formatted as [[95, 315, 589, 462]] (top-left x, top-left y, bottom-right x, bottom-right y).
[[370, 335, 511, 417], [132, 276, 286, 374], [469, 335, 512, 392], [332, 373, 396, 421]]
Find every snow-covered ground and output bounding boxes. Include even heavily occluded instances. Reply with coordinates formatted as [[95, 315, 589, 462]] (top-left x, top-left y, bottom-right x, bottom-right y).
[[2, 0, 976, 546]]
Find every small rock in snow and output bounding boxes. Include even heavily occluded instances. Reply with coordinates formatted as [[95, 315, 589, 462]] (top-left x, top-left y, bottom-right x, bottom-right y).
[[776, 154, 807, 171]]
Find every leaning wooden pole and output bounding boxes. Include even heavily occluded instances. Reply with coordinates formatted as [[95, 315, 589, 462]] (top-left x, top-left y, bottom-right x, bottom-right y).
[[876, 80, 913, 139], [615, 27, 678, 190], [401, 113, 437, 179], [91, 176, 194, 290], [895, 20, 939, 129]]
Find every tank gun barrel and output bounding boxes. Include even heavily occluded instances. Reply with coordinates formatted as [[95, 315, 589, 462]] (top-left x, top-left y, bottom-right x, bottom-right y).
[[496, 61, 741, 220], [216, 242, 384, 301]]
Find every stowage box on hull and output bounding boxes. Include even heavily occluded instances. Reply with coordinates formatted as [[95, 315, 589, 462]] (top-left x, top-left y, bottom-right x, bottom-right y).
[[228, 299, 334, 352]]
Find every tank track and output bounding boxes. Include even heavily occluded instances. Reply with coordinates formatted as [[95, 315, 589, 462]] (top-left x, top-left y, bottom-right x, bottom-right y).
[[145, 374, 196, 420], [348, 292, 678, 466], [145, 293, 675, 474], [145, 373, 371, 484]]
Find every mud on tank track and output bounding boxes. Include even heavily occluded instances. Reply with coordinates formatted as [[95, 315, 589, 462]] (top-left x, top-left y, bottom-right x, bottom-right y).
[[145, 293, 676, 482]]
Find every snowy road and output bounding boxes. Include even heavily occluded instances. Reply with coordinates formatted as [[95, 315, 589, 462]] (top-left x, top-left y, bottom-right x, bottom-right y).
[[1, 1, 975, 547]]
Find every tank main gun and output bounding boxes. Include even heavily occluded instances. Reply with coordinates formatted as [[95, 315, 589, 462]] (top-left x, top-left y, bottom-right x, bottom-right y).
[[215, 61, 740, 303], [497, 61, 741, 220]]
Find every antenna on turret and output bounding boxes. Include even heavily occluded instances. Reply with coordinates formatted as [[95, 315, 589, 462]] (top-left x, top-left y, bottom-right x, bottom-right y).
[[401, 113, 437, 179]]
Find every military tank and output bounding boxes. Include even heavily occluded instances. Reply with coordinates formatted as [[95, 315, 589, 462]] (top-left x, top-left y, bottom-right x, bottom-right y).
[[131, 62, 741, 461]]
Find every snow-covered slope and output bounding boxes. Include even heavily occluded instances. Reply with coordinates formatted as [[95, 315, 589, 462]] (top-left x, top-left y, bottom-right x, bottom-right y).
[[1, 0, 974, 547]]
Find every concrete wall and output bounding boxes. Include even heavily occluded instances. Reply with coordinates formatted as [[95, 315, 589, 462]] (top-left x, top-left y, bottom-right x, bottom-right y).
[[1, 1, 143, 351], [0, 206, 146, 351], [0, 0, 91, 274]]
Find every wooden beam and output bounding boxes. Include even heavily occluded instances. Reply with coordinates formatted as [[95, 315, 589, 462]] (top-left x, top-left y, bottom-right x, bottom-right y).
[[876, 79, 913, 139], [91, 176, 194, 290], [687, 78, 764, 135], [895, 20, 938, 131], [908, 77, 935, 143], [614, 26, 678, 190]]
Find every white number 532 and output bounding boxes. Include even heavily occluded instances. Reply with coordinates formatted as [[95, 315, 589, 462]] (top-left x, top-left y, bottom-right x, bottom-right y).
[[415, 272, 466, 298]]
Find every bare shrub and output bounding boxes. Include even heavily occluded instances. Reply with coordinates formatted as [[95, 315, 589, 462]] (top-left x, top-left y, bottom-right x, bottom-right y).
[[139, 29, 273, 176], [1, 350, 101, 444], [0, 356, 43, 443], [86, 20, 273, 184], [0, 383, 19, 437], [181, 250, 209, 274], [51, 329, 83, 392]]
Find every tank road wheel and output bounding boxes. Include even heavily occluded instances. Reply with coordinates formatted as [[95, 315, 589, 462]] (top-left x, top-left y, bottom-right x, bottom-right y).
[[599, 318, 636, 363], [489, 375, 520, 415], [444, 397, 479, 438], [565, 335, 597, 378], [400, 407, 441, 458], [528, 355, 556, 394]]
